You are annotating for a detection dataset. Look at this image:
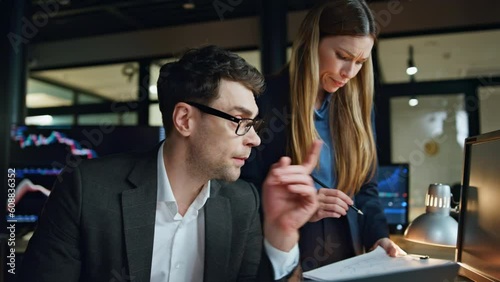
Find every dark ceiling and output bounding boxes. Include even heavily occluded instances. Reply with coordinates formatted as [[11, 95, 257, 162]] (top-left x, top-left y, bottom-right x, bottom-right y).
[[29, 0, 386, 43], [29, 0, 310, 42]]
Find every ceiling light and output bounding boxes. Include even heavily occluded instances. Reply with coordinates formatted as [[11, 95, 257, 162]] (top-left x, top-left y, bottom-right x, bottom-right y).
[[406, 66, 418, 76], [409, 96, 419, 107], [25, 115, 53, 126], [183, 0, 195, 9], [26, 93, 73, 108], [406, 45, 418, 76], [149, 85, 157, 94]]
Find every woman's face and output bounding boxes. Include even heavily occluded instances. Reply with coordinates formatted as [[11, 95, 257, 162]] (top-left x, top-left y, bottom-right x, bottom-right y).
[[318, 35, 374, 93]]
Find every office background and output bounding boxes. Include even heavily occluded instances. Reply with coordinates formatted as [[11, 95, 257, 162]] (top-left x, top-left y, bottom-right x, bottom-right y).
[[1, 0, 500, 239]]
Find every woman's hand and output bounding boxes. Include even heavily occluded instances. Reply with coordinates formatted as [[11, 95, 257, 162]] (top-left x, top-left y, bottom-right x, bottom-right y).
[[371, 238, 407, 257], [309, 188, 354, 222]]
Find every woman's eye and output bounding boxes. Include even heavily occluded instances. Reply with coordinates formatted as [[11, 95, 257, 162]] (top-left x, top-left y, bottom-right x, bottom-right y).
[[336, 53, 348, 61]]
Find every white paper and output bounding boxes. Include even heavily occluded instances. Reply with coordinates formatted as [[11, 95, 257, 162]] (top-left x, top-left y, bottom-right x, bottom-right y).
[[303, 246, 456, 281]]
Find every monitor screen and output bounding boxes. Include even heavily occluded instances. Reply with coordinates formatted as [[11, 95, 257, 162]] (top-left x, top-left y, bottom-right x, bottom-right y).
[[9, 125, 165, 234], [458, 130, 500, 282], [377, 164, 409, 234]]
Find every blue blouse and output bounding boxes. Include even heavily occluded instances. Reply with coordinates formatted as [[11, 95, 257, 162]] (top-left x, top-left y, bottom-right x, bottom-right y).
[[312, 94, 336, 190]]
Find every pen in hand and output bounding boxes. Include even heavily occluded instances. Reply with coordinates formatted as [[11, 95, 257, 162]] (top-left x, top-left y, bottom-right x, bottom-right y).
[[310, 175, 364, 215]]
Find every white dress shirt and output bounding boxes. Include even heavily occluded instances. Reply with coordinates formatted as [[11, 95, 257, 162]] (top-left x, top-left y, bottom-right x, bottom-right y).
[[150, 143, 299, 282]]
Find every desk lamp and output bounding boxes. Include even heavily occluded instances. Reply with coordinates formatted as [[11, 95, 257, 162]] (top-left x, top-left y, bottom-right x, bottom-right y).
[[404, 183, 458, 247]]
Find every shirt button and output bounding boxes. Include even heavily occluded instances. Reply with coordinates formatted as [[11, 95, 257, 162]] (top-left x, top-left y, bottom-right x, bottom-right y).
[[175, 263, 181, 269]]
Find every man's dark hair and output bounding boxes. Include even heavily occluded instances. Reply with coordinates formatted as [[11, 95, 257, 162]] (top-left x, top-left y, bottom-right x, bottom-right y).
[[157, 45, 265, 135]]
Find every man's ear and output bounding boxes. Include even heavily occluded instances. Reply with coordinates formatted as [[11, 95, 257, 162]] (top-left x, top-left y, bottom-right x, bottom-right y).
[[172, 103, 195, 137]]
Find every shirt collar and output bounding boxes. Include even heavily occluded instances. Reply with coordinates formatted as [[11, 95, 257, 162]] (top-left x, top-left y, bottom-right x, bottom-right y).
[[314, 92, 332, 120]]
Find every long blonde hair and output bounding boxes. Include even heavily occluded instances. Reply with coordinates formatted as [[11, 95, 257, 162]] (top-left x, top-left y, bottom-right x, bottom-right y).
[[289, 0, 378, 196]]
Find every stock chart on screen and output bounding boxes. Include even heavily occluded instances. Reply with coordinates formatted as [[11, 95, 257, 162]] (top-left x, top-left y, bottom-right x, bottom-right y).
[[377, 163, 410, 234], [9, 125, 164, 231]]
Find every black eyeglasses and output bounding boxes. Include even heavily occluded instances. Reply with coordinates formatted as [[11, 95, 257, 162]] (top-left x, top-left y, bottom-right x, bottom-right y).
[[186, 101, 264, 136]]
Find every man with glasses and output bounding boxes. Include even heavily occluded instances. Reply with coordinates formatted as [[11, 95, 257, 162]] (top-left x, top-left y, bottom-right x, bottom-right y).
[[20, 45, 321, 282]]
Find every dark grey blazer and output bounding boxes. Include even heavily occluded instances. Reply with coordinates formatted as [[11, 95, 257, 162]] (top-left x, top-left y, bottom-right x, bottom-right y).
[[18, 143, 280, 282]]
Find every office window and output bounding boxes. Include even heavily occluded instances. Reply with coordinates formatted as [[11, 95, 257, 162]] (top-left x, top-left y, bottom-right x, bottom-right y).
[[390, 94, 467, 220], [236, 50, 261, 72], [78, 113, 137, 126], [28, 62, 142, 126], [149, 103, 162, 126], [149, 58, 178, 102], [32, 62, 140, 103], [27, 78, 73, 108], [51, 115, 74, 125], [479, 85, 500, 133], [77, 93, 106, 104], [378, 29, 500, 83]]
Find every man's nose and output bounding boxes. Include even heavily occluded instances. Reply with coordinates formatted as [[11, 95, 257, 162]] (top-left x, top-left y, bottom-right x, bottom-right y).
[[244, 126, 261, 147]]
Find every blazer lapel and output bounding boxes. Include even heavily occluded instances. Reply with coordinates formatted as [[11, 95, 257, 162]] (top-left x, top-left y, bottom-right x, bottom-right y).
[[204, 180, 232, 282], [346, 207, 362, 255], [122, 146, 159, 281]]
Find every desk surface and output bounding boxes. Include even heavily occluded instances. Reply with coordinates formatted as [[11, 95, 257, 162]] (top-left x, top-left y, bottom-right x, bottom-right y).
[[390, 235, 476, 282], [390, 234, 456, 261]]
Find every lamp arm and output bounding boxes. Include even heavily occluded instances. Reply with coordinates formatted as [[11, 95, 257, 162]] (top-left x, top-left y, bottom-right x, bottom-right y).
[[450, 193, 460, 213]]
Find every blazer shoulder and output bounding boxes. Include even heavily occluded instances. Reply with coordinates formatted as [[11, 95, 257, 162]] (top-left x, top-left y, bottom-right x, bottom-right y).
[[65, 146, 157, 188], [77, 151, 141, 174]]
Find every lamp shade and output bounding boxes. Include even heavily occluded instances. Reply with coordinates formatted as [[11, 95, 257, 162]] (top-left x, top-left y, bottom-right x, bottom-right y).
[[404, 183, 458, 247]]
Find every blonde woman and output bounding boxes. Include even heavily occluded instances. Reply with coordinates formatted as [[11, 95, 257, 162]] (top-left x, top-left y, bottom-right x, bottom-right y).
[[241, 0, 405, 271]]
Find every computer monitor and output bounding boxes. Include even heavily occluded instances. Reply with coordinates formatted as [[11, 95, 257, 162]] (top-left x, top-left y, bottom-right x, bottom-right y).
[[457, 129, 500, 282], [9, 125, 165, 235], [377, 163, 410, 234]]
